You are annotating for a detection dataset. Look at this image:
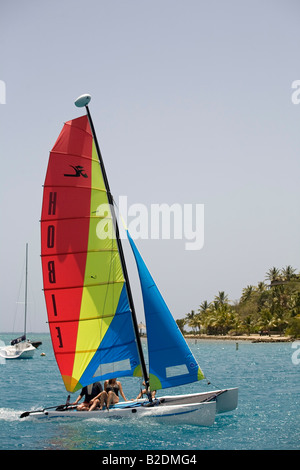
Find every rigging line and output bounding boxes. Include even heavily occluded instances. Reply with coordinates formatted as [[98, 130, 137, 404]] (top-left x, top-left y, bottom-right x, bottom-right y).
[[204, 377, 224, 391], [12, 256, 26, 334]]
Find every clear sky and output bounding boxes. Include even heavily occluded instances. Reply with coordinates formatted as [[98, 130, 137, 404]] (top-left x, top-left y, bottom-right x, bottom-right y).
[[0, 0, 299, 333]]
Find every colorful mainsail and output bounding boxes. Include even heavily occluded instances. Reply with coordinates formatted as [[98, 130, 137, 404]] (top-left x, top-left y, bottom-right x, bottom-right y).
[[41, 115, 140, 393], [127, 231, 205, 391]]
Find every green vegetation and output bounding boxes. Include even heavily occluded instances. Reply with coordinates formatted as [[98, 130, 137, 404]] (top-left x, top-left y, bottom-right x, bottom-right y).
[[176, 266, 300, 338]]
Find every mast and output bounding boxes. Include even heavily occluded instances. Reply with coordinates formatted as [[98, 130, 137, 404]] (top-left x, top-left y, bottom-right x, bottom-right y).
[[75, 95, 151, 395], [24, 243, 28, 339]]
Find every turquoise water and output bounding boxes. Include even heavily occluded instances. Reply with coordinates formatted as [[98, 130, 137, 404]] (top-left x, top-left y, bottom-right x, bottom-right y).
[[0, 333, 299, 450]]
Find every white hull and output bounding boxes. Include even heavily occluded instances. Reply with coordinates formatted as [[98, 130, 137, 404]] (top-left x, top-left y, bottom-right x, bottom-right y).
[[0, 341, 36, 359], [35, 400, 216, 426], [159, 387, 238, 414], [23, 388, 237, 426]]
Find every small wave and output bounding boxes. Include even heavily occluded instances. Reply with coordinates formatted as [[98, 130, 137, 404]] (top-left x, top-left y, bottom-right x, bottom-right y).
[[0, 408, 21, 422]]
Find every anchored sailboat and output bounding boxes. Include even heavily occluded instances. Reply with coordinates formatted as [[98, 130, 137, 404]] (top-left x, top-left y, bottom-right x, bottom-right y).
[[0, 244, 36, 359], [23, 95, 237, 424]]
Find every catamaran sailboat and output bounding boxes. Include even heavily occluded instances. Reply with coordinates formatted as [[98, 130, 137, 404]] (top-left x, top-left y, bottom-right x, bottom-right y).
[[21, 95, 237, 424], [0, 244, 36, 359]]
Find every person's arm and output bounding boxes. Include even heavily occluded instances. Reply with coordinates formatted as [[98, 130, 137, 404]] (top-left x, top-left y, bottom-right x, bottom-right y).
[[90, 389, 103, 403], [72, 393, 82, 405], [118, 381, 127, 401]]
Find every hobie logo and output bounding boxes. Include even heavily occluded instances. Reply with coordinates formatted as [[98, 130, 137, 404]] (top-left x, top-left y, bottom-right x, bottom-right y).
[[95, 195, 204, 251], [64, 165, 88, 178]]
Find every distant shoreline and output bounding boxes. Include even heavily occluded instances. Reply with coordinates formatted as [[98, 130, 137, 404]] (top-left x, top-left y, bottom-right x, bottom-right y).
[[139, 332, 294, 342], [1, 332, 294, 344], [183, 333, 293, 343]]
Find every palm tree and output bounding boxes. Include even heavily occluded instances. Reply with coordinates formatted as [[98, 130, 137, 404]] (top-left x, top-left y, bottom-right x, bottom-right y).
[[243, 315, 254, 335], [265, 267, 281, 285], [186, 310, 201, 334], [214, 291, 228, 307], [281, 265, 297, 281], [203, 309, 218, 335], [257, 308, 273, 334], [176, 318, 186, 334], [198, 300, 211, 313], [241, 285, 255, 303], [290, 291, 300, 317], [257, 282, 267, 293]]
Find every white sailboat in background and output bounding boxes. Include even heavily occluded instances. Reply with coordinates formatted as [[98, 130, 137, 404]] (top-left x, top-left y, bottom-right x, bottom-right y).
[[21, 95, 238, 424], [0, 244, 36, 359]]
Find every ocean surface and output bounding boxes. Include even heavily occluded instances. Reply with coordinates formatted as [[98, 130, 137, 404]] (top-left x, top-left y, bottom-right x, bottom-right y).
[[0, 333, 299, 451]]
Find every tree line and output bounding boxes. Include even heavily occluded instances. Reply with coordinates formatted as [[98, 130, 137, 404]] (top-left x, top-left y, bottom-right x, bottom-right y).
[[176, 266, 300, 338]]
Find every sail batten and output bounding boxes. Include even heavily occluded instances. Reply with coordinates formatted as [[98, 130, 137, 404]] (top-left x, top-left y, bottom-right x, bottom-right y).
[[54, 340, 137, 356], [48, 313, 132, 324], [42, 185, 107, 192], [43, 280, 124, 290], [41, 249, 119, 258]]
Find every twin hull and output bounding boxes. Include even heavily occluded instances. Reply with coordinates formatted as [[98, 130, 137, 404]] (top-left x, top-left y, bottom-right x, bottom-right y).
[[31, 388, 238, 426]]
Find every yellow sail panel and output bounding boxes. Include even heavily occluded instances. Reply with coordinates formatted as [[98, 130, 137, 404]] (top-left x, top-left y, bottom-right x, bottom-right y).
[[71, 141, 132, 388]]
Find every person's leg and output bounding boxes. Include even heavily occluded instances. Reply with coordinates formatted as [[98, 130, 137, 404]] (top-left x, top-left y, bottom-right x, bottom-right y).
[[107, 391, 119, 409], [77, 401, 89, 411], [89, 399, 100, 411], [99, 391, 108, 410]]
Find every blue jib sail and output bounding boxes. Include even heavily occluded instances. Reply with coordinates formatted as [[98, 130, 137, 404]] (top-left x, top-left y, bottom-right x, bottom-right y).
[[127, 231, 205, 391]]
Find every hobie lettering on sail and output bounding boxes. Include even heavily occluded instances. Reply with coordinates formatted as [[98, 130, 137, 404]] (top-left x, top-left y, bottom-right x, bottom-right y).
[[41, 116, 140, 392]]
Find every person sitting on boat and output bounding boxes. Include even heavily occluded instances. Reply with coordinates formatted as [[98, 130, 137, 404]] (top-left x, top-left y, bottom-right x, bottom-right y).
[[73, 381, 105, 411], [136, 381, 156, 400], [105, 378, 128, 409], [88, 378, 128, 410]]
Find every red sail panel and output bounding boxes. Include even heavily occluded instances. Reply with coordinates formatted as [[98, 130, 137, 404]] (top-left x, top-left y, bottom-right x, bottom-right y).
[[40, 116, 92, 381]]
